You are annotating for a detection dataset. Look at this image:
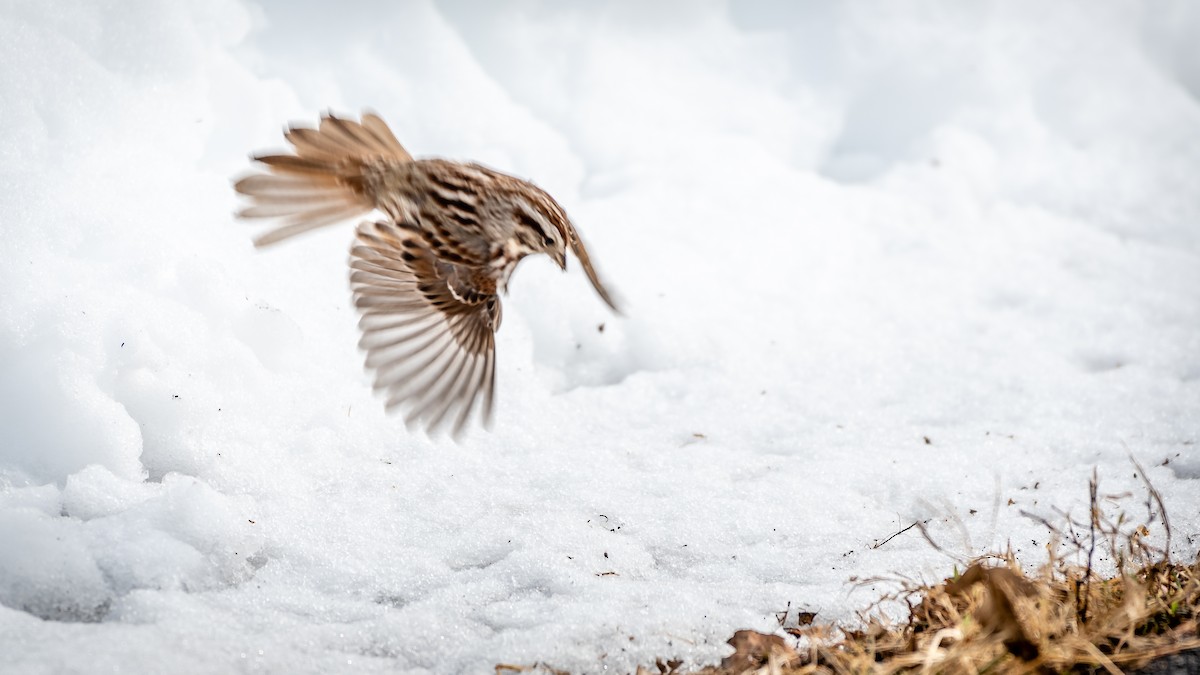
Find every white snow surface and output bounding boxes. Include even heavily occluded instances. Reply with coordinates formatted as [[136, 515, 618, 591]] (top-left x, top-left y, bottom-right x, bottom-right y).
[[2, 1, 1199, 673]]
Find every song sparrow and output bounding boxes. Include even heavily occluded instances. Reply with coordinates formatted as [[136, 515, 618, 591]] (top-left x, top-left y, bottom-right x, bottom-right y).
[[235, 112, 619, 437]]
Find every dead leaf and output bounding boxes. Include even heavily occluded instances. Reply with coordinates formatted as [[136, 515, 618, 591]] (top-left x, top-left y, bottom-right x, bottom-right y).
[[946, 564, 1040, 660], [722, 630, 797, 672]]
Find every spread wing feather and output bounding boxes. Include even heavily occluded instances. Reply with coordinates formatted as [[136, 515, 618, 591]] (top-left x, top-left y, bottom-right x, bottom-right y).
[[350, 220, 498, 438]]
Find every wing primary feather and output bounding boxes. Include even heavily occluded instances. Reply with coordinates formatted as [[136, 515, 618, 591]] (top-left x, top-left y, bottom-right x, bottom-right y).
[[363, 315, 449, 370], [352, 276, 417, 294], [448, 353, 485, 440], [445, 318, 492, 437], [386, 313, 472, 410], [418, 311, 486, 434], [405, 342, 470, 432], [357, 310, 435, 335], [393, 337, 460, 411], [479, 340, 496, 429], [350, 263, 416, 281], [358, 319, 443, 353], [378, 330, 456, 397], [352, 261, 419, 283]]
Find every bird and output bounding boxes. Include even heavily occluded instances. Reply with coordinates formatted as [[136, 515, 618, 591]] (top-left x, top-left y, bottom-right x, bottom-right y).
[[234, 111, 619, 438]]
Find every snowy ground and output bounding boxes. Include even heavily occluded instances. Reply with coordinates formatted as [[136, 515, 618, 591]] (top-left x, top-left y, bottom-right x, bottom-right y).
[[2, 1, 1199, 673]]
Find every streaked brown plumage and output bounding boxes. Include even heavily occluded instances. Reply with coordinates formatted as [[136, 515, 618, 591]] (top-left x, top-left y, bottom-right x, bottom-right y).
[[235, 112, 618, 438]]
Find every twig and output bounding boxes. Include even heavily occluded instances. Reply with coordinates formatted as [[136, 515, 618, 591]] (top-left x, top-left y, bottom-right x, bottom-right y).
[[1130, 455, 1172, 559], [873, 521, 921, 550], [1081, 469, 1099, 624]]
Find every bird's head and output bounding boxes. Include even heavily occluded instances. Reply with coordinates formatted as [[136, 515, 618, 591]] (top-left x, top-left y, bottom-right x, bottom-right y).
[[506, 179, 620, 313], [510, 184, 570, 270]]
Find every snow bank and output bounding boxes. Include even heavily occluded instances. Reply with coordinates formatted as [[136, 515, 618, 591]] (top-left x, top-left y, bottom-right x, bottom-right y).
[[1, 1, 1198, 672]]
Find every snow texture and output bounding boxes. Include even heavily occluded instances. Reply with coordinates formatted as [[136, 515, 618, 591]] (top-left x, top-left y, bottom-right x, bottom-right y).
[[1, 1, 1198, 673]]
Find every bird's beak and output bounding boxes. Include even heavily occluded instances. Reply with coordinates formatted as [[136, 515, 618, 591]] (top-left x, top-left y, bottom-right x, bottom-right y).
[[552, 250, 567, 270]]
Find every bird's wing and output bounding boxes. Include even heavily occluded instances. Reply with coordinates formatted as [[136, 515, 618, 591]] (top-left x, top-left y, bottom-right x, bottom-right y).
[[350, 220, 499, 438]]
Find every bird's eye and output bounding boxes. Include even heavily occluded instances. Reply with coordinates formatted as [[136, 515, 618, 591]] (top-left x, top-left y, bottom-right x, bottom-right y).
[[543, 235, 555, 246]]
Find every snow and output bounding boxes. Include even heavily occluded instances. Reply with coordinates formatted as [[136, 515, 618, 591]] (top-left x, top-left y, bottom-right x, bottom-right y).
[[1, 1, 1198, 672]]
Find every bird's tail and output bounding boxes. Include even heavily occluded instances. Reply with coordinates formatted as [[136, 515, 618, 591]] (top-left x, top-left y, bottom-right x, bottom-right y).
[[234, 112, 413, 247]]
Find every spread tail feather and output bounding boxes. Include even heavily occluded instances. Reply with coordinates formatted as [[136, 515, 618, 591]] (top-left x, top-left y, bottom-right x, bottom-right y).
[[234, 112, 412, 247]]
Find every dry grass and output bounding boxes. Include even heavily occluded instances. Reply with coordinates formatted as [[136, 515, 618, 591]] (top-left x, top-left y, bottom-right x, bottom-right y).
[[690, 466, 1200, 675], [700, 555, 1200, 675]]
